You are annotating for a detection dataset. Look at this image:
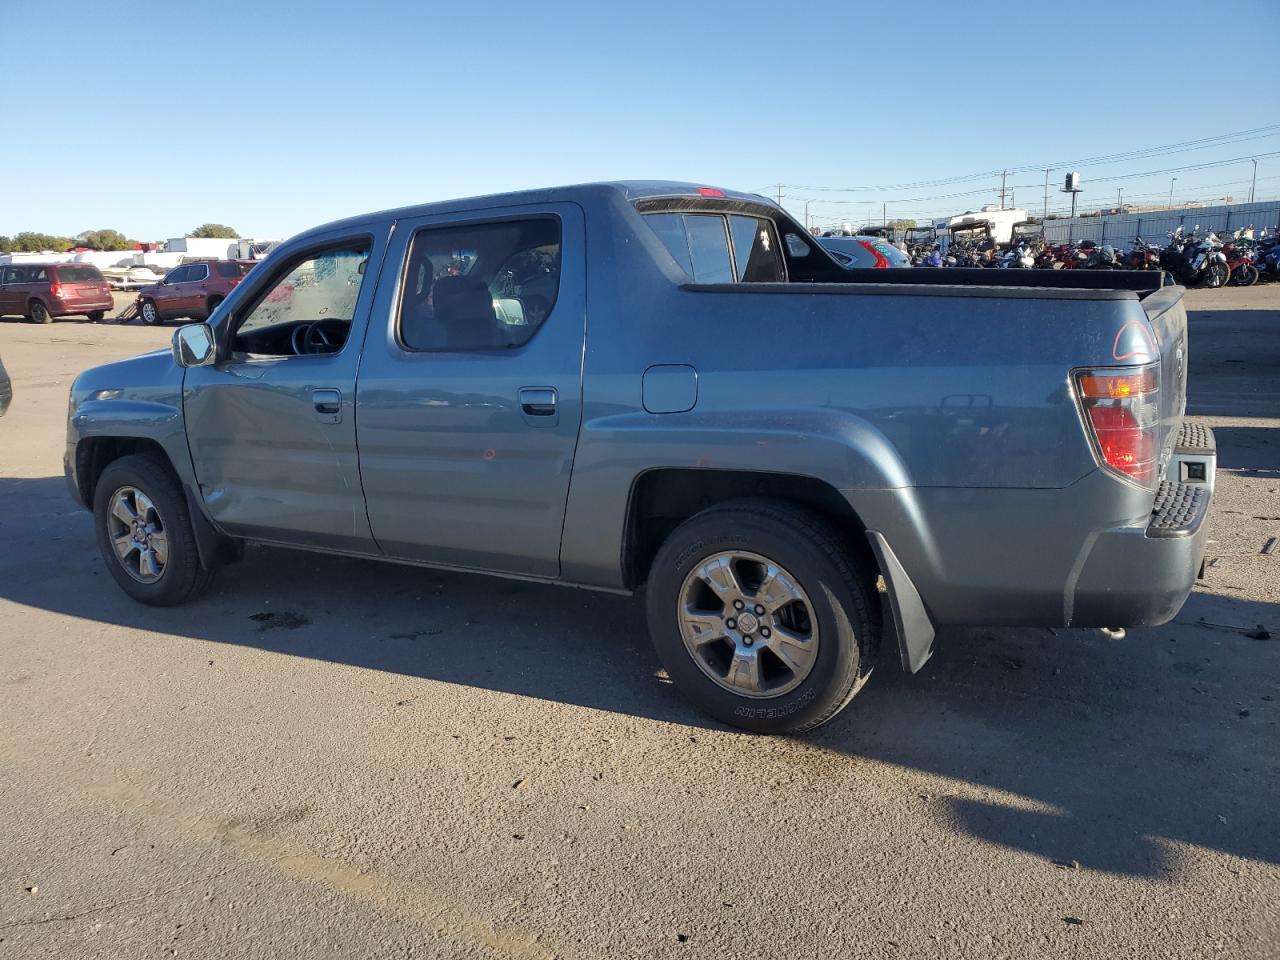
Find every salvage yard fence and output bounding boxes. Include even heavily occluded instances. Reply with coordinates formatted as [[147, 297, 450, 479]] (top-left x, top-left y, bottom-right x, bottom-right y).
[[1040, 200, 1280, 247]]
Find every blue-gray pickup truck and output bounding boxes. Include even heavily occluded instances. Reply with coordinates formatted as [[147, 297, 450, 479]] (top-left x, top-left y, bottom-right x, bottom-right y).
[[65, 182, 1214, 732]]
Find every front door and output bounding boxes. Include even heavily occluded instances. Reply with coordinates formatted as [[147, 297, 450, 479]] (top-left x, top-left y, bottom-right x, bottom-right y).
[[356, 203, 586, 578], [0, 265, 23, 314], [184, 228, 389, 551]]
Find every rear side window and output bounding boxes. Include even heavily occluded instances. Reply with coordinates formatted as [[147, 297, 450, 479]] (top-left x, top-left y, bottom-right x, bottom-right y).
[[215, 261, 246, 277], [187, 263, 210, 282], [54, 264, 103, 282], [28, 266, 48, 282], [644, 212, 782, 283], [398, 217, 561, 352], [729, 215, 784, 282]]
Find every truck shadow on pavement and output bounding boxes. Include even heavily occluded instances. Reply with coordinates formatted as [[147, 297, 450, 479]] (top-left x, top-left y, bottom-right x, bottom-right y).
[[1, 474, 1277, 879]]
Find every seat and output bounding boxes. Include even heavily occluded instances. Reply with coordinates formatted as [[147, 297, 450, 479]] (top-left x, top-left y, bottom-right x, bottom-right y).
[[432, 275, 503, 350]]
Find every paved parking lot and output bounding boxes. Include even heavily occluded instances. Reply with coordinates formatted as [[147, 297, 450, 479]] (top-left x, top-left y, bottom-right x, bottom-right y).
[[1, 287, 1277, 959]]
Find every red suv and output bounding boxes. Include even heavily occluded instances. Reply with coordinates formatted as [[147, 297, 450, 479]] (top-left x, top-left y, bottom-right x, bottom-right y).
[[136, 260, 255, 325], [0, 262, 114, 323]]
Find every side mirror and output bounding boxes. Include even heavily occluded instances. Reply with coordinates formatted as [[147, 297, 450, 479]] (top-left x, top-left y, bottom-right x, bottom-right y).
[[172, 323, 216, 368]]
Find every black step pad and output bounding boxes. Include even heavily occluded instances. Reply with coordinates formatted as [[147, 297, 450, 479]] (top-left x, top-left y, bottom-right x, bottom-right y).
[[1174, 421, 1216, 455], [1148, 481, 1209, 538]]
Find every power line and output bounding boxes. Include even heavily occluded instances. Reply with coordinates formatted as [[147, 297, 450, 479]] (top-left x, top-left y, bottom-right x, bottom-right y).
[[775, 123, 1280, 194]]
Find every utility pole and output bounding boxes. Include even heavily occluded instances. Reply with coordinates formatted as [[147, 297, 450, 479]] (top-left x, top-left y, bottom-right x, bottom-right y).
[[1043, 169, 1050, 220], [882, 201, 887, 228], [1117, 187, 1123, 211], [1168, 177, 1177, 207], [1250, 159, 1258, 204], [999, 170, 1008, 209], [775, 184, 784, 206]]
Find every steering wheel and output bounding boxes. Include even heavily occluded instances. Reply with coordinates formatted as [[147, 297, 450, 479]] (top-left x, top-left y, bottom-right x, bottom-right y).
[[291, 320, 346, 356]]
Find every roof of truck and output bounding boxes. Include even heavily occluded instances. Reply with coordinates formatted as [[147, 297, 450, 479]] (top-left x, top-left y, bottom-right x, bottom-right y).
[[295, 181, 776, 242]]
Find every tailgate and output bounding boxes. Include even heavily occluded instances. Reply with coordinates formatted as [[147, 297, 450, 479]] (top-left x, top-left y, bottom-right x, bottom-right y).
[[1141, 285, 1189, 474]]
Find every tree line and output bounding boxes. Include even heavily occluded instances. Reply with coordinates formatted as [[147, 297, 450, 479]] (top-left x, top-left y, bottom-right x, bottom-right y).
[[0, 224, 240, 254]]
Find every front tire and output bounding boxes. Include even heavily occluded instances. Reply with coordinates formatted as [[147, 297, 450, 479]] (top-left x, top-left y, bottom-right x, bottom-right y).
[[93, 454, 215, 606], [1230, 264, 1259, 287], [1204, 261, 1230, 288], [645, 499, 879, 734]]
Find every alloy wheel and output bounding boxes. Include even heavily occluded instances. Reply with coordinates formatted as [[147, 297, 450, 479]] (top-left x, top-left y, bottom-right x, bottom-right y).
[[677, 550, 819, 698], [106, 485, 169, 583]]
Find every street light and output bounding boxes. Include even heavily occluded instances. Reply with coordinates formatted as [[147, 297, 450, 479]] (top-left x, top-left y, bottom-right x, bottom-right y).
[[1168, 177, 1177, 207]]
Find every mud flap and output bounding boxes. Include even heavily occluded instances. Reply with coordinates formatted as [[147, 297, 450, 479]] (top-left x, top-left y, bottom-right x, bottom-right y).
[[866, 531, 936, 674]]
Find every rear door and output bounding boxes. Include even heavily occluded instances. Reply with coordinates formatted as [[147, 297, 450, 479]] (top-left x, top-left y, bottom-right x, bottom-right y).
[[355, 202, 586, 577]]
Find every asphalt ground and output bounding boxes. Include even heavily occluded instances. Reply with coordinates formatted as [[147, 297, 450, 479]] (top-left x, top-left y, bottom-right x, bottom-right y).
[[0, 285, 1276, 959]]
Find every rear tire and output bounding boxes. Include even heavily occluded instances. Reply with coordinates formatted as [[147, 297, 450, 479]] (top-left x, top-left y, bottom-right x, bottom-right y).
[[93, 453, 215, 606], [87, 310, 106, 323], [645, 498, 880, 734], [140, 298, 161, 324], [206, 295, 224, 317], [29, 300, 51, 323]]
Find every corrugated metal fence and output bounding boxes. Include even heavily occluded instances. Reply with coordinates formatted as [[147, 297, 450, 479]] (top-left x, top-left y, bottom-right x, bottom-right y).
[[1042, 201, 1280, 247]]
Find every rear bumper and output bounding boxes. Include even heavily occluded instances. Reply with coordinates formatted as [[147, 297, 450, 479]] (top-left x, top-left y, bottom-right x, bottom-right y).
[[1070, 481, 1209, 626], [51, 297, 113, 315]]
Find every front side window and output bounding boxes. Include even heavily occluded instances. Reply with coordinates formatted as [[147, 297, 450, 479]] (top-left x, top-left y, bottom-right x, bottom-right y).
[[1, 266, 22, 284], [163, 266, 189, 284], [232, 243, 370, 357], [399, 218, 561, 352]]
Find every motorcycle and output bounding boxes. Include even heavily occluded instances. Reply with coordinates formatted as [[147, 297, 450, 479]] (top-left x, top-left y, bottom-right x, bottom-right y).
[[1161, 227, 1231, 288], [1223, 237, 1259, 286]]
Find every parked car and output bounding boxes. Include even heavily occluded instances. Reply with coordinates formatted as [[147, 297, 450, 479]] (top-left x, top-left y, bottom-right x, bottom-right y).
[[818, 235, 911, 268], [0, 353, 10, 416], [102, 264, 168, 291], [135, 260, 255, 324], [0, 262, 114, 323], [65, 181, 1212, 734]]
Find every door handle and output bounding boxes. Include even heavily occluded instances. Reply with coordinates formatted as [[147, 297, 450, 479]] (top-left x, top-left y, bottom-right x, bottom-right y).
[[313, 388, 342, 423], [519, 387, 557, 416]]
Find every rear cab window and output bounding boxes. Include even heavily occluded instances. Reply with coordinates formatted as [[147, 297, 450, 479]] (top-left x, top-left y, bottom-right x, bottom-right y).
[[640, 204, 785, 283]]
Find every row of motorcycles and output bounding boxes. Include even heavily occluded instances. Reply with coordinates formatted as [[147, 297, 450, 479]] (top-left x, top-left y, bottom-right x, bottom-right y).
[[908, 228, 1280, 288]]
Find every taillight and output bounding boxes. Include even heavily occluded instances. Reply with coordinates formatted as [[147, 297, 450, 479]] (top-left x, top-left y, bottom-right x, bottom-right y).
[[1074, 364, 1160, 484], [696, 186, 726, 197], [50, 283, 63, 299]]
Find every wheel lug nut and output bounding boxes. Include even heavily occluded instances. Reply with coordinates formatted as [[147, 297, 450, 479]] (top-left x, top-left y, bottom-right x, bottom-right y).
[[761, 627, 771, 638], [754, 605, 765, 615], [726, 618, 737, 630], [733, 600, 744, 610], [743, 636, 754, 646]]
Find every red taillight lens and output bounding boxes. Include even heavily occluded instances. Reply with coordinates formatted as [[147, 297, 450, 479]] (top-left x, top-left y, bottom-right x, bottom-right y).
[[50, 283, 63, 299], [1075, 364, 1160, 484]]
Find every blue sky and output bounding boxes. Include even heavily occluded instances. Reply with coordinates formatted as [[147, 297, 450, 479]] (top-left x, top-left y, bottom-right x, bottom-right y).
[[3, 0, 1278, 240]]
